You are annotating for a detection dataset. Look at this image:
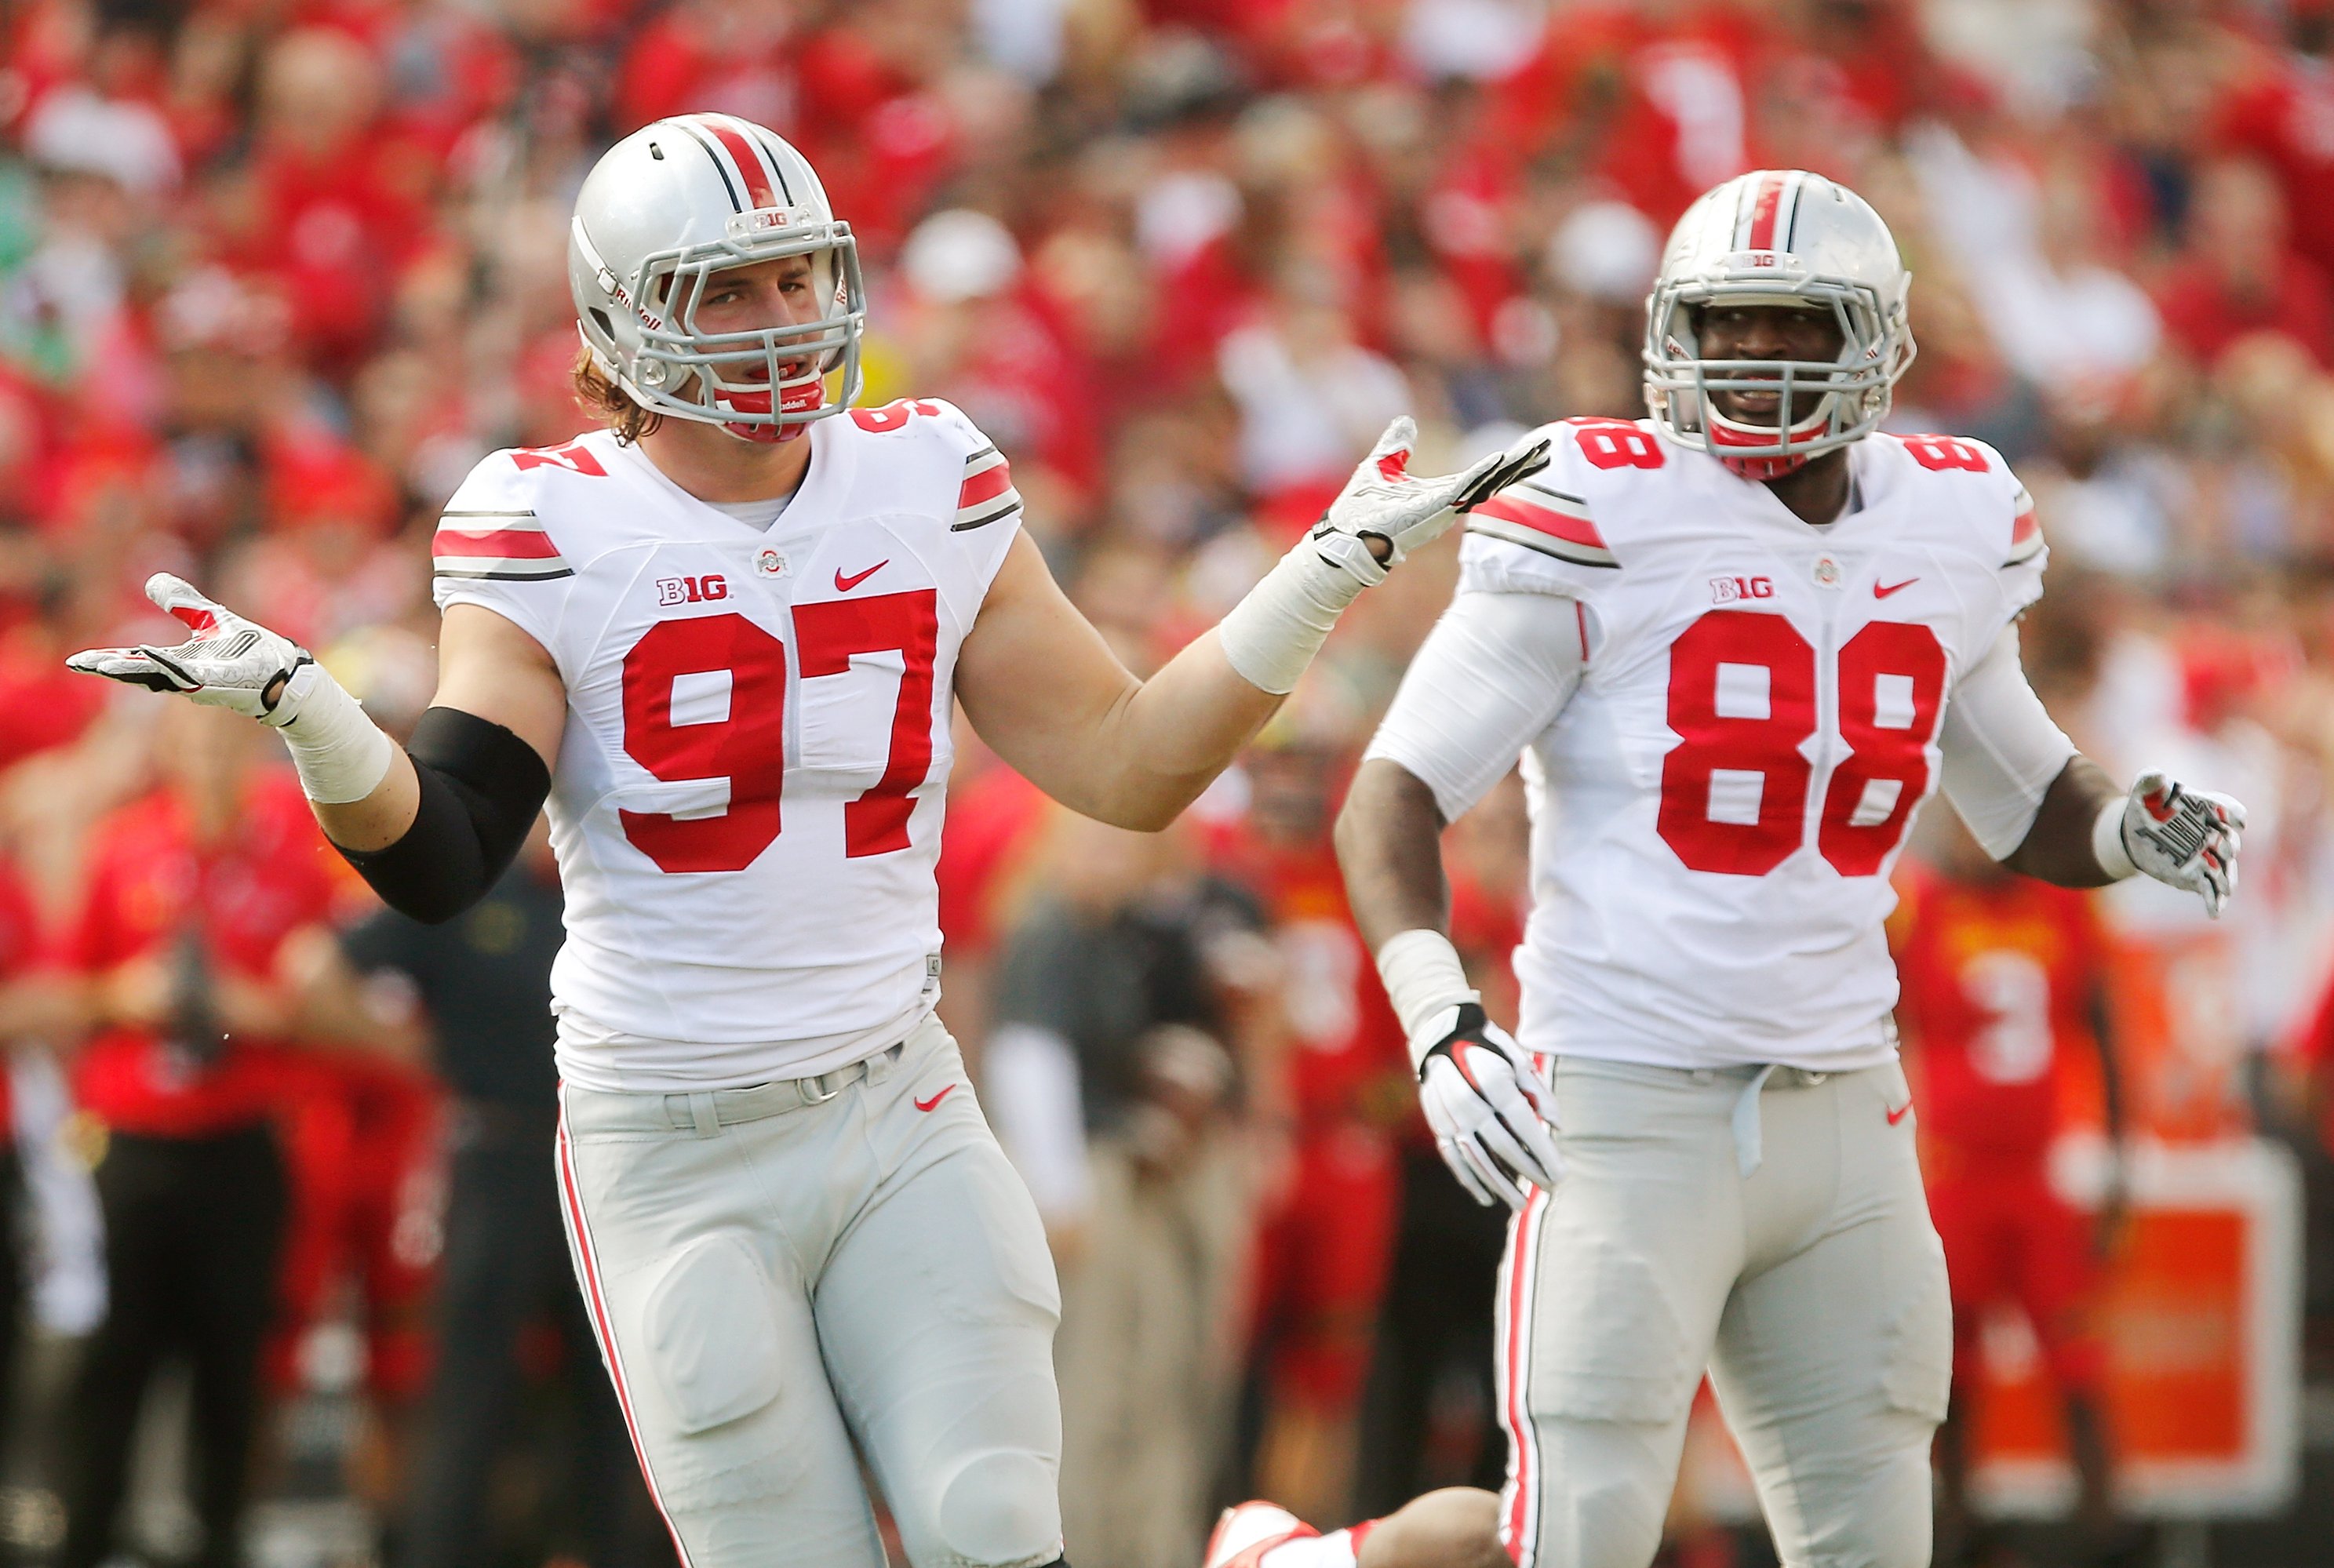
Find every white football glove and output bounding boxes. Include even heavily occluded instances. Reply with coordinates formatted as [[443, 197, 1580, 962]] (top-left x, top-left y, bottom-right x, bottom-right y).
[[1310, 417, 1552, 587], [2108, 769, 2247, 919], [67, 573, 316, 725], [1413, 1002, 1563, 1210]]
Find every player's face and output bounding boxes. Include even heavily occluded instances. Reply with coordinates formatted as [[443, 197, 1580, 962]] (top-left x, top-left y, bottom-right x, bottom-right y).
[[680, 254, 826, 384], [1695, 303, 1844, 427]]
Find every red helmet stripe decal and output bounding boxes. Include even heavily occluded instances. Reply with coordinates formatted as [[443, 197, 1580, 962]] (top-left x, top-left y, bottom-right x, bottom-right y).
[[703, 119, 780, 209], [1746, 171, 1786, 249]]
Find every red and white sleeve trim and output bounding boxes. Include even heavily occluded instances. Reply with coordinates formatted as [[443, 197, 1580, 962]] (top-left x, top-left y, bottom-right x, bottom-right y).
[[433, 511, 574, 582], [954, 445, 1022, 532], [2004, 483, 2043, 566], [1466, 482, 1617, 569]]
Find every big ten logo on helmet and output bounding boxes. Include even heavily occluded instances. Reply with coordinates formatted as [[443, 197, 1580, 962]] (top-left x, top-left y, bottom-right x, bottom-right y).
[[657, 573, 730, 606], [1711, 575, 1775, 604]]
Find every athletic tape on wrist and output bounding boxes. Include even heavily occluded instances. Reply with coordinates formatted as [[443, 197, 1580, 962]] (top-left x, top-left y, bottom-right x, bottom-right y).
[[1215, 540, 1371, 696], [273, 663, 396, 805], [2092, 794, 2138, 881], [1375, 928, 1479, 1059]]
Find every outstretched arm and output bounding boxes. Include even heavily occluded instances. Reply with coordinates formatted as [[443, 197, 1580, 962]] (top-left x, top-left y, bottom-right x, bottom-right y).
[[954, 531, 1282, 831], [957, 419, 1548, 831], [1336, 587, 1584, 1208], [308, 604, 565, 850], [68, 577, 566, 923], [1939, 624, 2246, 912]]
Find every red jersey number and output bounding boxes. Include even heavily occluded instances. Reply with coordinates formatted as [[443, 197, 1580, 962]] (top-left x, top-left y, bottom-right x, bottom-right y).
[[1655, 610, 1815, 875], [794, 591, 941, 858], [617, 597, 941, 872], [848, 398, 942, 433], [1658, 611, 1946, 876], [1569, 418, 1666, 471], [1898, 435, 1987, 473], [619, 616, 788, 873], [510, 442, 608, 476]]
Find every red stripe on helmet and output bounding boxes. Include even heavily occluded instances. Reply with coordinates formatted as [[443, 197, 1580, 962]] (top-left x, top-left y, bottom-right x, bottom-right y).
[[1746, 172, 1786, 249], [703, 119, 780, 210]]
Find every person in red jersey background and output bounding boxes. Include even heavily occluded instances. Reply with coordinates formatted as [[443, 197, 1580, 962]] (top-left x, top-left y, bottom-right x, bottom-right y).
[[1204, 695, 1411, 1524], [1892, 816, 2128, 1567], [55, 700, 353, 1568]]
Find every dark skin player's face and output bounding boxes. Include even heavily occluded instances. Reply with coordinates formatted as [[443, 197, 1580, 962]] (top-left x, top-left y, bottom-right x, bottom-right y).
[[1696, 302, 1845, 427], [1691, 300, 1855, 525]]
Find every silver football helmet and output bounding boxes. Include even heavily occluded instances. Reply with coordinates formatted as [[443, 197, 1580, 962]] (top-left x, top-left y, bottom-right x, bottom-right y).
[[569, 113, 865, 440], [1642, 169, 1915, 478]]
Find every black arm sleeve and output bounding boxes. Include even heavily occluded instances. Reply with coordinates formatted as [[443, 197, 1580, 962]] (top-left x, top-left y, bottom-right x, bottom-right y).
[[334, 707, 552, 925]]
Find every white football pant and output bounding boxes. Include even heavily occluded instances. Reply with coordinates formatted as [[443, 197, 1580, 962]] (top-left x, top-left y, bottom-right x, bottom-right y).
[[1496, 1057, 1950, 1568], [555, 1014, 1065, 1568]]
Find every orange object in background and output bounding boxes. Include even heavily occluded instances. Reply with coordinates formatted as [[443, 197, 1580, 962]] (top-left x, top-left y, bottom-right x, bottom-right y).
[[2098, 930, 2252, 1144]]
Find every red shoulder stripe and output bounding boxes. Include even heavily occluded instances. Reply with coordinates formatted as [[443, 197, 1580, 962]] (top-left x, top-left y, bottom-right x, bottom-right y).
[[1469, 493, 1608, 551], [434, 528, 561, 561]]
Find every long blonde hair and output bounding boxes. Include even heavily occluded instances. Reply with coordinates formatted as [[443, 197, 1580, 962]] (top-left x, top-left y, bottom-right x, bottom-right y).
[[571, 347, 662, 444]]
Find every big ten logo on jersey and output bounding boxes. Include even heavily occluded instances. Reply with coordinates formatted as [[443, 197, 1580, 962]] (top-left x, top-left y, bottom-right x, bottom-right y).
[[656, 573, 730, 606], [1710, 574, 1774, 604], [509, 441, 607, 476]]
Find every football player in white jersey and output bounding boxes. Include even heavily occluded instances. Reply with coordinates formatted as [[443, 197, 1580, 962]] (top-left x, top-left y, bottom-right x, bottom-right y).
[[1206, 171, 2245, 1568], [63, 114, 1549, 1568]]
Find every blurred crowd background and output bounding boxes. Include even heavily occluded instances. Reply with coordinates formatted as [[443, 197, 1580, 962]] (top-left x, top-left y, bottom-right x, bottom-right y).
[[3, 0, 2334, 1566]]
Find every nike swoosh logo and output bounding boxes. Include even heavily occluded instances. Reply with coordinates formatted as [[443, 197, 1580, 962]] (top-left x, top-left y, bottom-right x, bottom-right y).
[[1873, 578, 1918, 598], [914, 1084, 956, 1113], [1886, 1100, 1913, 1126], [835, 560, 888, 592]]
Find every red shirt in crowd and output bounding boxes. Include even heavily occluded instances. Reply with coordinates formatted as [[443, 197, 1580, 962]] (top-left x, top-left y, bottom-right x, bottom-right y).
[[70, 769, 339, 1139], [1891, 867, 2108, 1162], [1203, 820, 1407, 1130], [2154, 249, 2334, 367], [2215, 53, 2334, 282]]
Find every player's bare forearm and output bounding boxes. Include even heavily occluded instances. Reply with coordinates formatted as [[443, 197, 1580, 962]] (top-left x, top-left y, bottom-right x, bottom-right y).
[[1090, 627, 1287, 824], [311, 604, 565, 853], [2002, 755, 2124, 887], [957, 531, 1283, 831], [1335, 758, 1452, 951], [308, 747, 421, 852]]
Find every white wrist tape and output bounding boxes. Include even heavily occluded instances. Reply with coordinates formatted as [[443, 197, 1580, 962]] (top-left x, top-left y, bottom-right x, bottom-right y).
[[1375, 927, 1479, 1061], [269, 662, 397, 805], [1215, 540, 1371, 696], [2092, 794, 2137, 880]]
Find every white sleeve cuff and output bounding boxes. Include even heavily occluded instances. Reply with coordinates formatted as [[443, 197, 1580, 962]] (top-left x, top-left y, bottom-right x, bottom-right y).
[[273, 662, 396, 805], [2091, 794, 2137, 879], [1216, 542, 1369, 695], [1375, 929, 1477, 1057]]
